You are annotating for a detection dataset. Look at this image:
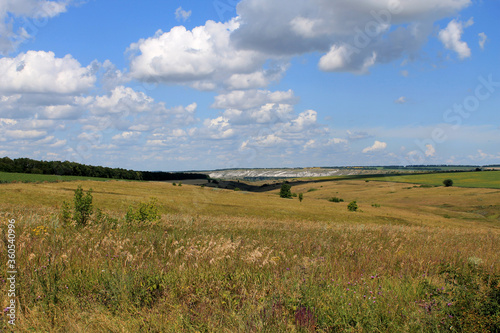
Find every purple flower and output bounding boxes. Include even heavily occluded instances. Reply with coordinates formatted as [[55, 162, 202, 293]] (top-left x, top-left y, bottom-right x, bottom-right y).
[[447, 303, 452, 306]]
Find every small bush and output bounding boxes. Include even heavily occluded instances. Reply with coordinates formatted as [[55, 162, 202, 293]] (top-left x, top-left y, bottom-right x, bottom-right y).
[[126, 197, 161, 225], [59, 201, 72, 226], [443, 179, 454, 187], [371, 203, 381, 208], [172, 182, 176, 186], [347, 201, 358, 212], [298, 193, 303, 202], [73, 185, 93, 227], [329, 197, 344, 203]]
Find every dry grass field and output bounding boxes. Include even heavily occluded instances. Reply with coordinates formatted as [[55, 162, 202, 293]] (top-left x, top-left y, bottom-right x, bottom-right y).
[[1, 178, 499, 332]]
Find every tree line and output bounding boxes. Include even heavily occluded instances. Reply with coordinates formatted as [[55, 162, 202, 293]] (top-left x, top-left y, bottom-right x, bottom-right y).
[[0, 157, 208, 181]]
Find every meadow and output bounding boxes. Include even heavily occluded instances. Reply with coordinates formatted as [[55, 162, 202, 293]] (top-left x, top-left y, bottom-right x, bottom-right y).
[[365, 170, 500, 189], [0, 176, 499, 332]]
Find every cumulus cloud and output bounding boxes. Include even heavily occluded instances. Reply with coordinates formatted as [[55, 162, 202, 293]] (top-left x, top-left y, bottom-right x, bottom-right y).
[[89, 86, 154, 115], [0, 51, 95, 94], [212, 89, 296, 110], [362, 140, 387, 153], [0, 0, 74, 54], [128, 19, 267, 89], [232, 0, 471, 73], [438, 18, 474, 59]]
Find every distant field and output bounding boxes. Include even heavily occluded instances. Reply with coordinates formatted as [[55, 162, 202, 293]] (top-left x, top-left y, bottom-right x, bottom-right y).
[[0, 171, 130, 183], [365, 170, 500, 189]]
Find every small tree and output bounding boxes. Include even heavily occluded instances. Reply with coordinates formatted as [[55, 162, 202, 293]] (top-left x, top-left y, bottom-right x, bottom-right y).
[[73, 185, 93, 227], [347, 200, 358, 212], [443, 179, 453, 187], [279, 182, 292, 199], [126, 197, 161, 225], [298, 193, 303, 202]]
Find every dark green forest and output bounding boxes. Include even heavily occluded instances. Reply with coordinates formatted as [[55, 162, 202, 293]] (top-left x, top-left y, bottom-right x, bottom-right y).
[[0, 157, 207, 181]]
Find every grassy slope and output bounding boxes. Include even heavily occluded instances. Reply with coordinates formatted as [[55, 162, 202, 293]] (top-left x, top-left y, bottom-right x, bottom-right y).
[[1, 178, 499, 332], [365, 170, 500, 189]]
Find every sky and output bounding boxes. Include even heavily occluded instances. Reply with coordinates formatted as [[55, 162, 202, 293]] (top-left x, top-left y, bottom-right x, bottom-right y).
[[0, 0, 499, 171]]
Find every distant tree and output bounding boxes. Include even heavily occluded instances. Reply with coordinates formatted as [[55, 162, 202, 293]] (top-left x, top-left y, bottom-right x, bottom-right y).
[[443, 179, 454, 187], [280, 183, 292, 199], [298, 193, 303, 202]]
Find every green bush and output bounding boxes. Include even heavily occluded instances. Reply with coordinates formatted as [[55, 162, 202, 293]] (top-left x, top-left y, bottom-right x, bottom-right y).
[[347, 201, 358, 212], [329, 197, 344, 203], [298, 193, 303, 202], [280, 183, 292, 199], [126, 197, 161, 224], [59, 201, 72, 226], [73, 185, 93, 227], [443, 179, 454, 187]]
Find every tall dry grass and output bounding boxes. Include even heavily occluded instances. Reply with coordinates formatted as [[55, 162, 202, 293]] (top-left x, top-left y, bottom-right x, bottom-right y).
[[1, 203, 499, 332]]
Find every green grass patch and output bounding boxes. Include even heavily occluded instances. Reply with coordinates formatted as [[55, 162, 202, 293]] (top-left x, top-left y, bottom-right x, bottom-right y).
[[365, 171, 500, 189], [0, 171, 131, 183]]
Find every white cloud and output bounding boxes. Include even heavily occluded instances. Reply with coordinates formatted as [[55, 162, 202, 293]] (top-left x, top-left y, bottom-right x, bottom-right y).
[[0, 0, 72, 54], [175, 7, 192, 22], [128, 19, 266, 89], [394, 96, 407, 104], [233, 0, 471, 73], [438, 18, 474, 60], [90, 86, 155, 115], [0, 51, 95, 94], [212, 89, 296, 110], [362, 140, 387, 153], [5, 129, 47, 140], [283, 109, 317, 133], [425, 144, 436, 157], [478, 32, 487, 50]]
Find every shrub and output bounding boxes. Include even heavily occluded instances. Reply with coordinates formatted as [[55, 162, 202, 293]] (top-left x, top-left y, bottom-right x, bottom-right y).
[[172, 182, 176, 186], [126, 197, 161, 224], [73, 185, 93, 227], [347, 200, 358, 212], [443, 179, 454, 187], [59, 201, 72, 226], [298, 193, 303, 202], [279, 183, 292, 199], [329, 197, 344, 203]]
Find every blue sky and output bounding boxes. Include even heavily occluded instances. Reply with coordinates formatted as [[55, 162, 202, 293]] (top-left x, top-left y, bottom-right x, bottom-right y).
[[0, 0, 499, 171]]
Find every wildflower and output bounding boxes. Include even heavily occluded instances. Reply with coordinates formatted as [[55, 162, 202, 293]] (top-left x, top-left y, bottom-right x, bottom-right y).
[[447, 303, 452, 306]]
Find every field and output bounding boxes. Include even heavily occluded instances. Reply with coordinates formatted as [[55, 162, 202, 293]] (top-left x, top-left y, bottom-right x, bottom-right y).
[[1, 175, 499, 332], [365, 171, 500, 189]]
